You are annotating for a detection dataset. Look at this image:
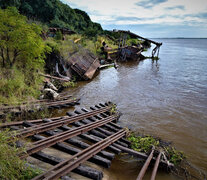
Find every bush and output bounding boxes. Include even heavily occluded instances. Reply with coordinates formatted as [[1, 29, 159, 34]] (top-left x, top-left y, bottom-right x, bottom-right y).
[[0, 129, 42, 179], [127, 132, 186, 165], [0, 7, 50, 105], [127, 134, 159, 153]]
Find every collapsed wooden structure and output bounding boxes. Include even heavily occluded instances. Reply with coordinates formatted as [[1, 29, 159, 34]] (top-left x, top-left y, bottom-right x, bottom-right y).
[[67, 50, 100, 80], [113, 29, 162, 59], [103, 30, 162, 62], [1, 102, 172, 180]]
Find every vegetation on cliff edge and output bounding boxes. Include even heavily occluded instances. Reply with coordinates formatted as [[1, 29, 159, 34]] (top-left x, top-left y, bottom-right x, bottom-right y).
[[0, 7, 50, 104], [0, 129, 42, 179]]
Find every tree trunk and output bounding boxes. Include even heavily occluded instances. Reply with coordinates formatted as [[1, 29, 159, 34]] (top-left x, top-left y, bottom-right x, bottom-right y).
[[0, 48, 5, 68], [11, 49, 19, 67], [6, 47, 11, 67]]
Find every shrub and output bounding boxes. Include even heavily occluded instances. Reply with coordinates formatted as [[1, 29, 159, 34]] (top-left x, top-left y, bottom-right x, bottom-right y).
[[0, 129, 42, 179]]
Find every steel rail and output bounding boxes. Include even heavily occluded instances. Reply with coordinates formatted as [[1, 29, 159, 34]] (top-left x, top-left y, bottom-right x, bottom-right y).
[[136, 148, 155, 180], [32, 129, 126, 180], [19, 115, 118, 159], [0, 95, 72, 109], [0, 116, 64, 128], [0, 98, 78, 111], [0, 102, 111, 128], [150, 152, 162, 180], [16, 106, 111, 138], [32, 115, 117, 146]]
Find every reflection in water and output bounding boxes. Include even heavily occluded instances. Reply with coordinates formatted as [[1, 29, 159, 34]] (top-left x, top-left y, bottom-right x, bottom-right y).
[[67, 39, 207, 179]]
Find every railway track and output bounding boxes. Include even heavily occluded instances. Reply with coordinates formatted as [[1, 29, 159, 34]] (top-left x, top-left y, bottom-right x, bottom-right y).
[[32, 129, 126, 180], [0, 95, 80, 119], [1, 101, 172, 179]]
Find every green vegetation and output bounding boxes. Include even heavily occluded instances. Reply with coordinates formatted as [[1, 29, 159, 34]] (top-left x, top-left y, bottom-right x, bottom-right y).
[[127, 134, 159, 153], [46, 33, 118, 61], [0, 0, 103, 35], [62, 80, 76, 88], [0, 7, 50, 104], [110, 104, 117, 114], [164, 146, 185, 165], [0, 129, 42, 179], [127, 133, 186, 165]]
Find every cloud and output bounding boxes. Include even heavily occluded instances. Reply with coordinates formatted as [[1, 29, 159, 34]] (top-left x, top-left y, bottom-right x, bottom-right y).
[[166, 5, 185, 10], [61, 0, 207, 37], [195, 12, 207, 18], [135, 0, 168, 9]]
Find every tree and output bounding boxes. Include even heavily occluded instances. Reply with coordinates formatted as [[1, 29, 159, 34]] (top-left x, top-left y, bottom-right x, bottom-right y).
[[0, 7, 47, 68], [0, 0, 21, 9]]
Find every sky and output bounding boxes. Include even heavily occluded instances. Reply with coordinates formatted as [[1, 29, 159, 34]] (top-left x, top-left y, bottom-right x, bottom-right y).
[[61, 0, 207, 38]]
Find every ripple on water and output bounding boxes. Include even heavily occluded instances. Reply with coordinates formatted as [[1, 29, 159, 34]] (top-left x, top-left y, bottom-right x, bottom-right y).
[[67, 39, 207, 177]]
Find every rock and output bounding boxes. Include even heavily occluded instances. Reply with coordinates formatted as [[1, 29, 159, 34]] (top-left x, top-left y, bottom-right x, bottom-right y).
[[44, 80, 58, 91], [43, 88, 59, 100]]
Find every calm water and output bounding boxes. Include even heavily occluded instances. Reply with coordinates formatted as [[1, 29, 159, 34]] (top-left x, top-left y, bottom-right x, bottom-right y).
[[68, 38, 207, 179]]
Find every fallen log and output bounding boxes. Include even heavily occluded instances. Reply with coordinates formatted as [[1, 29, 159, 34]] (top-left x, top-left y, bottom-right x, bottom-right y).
[[40, 73, 70, 82]]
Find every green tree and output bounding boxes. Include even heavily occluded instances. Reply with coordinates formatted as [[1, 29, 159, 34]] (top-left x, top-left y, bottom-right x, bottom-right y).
[[55, 30, 63, 40], [0, 7, 47, 68], [0, 0, 21, 9]]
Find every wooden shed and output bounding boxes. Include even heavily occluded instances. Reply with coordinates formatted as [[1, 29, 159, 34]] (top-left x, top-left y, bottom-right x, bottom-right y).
[[67, 50, 100, 80]]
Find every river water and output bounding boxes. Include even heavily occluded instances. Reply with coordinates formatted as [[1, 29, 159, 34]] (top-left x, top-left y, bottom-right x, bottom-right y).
[[67, 38, 207, 179]]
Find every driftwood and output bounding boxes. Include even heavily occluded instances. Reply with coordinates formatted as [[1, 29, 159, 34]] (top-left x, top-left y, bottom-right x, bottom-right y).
[[56, 63, 71, 81], [40, 73, 70, 82], [99, 63, 115, 69]]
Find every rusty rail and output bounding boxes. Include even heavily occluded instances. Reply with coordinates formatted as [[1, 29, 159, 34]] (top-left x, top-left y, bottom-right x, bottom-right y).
[[150, 152, 162, 180], [32, 129, 126, 180], [136, 148, 155, 180], [15, 106, 112, 138], [0, 98, 79, 112], [19, 115, 118, 159]]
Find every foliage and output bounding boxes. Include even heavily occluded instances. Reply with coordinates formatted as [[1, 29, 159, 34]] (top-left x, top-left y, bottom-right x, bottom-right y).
[[62, 81, 76, 88], [127, 132, 186, 165], [0, 0, 21, 9], [0, 7, 48, 68], [110, 104, 117, 114], [126, 38, 142, 46], [0, 0, 103, 35], [164, 147, 186, 165], [55, 30, 63, 41], [127, 133, 159, 153], [0, 129, 42, 179], [0, 8, 50, 105], [66, 35, 118, 57], [0, 68, 43, 104]]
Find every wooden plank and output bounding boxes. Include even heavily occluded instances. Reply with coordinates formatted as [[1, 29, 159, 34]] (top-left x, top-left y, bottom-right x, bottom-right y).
[[84, 59, 100, 79]]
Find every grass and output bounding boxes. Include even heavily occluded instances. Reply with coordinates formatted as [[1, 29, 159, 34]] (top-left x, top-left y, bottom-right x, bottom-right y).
[[0, 129, 42, 179], [110, 104, 117, 114], [0, 67, 44, 105], [62, 81, 76, 88]]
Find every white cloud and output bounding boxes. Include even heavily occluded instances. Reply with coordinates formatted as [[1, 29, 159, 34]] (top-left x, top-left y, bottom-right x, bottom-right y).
[[61, 0, 207, 36]]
